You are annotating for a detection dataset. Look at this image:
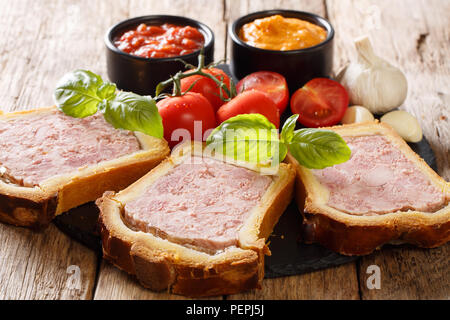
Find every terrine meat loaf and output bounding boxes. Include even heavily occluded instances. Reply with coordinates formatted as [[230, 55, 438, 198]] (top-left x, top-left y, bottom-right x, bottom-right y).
[[287, 121, 450, 255], [0, 106, 169, 228], [97, 142, 295, 297], [123, 155, 273, 253], [312, 135, 446, 215], [0, 108, 141, 187]]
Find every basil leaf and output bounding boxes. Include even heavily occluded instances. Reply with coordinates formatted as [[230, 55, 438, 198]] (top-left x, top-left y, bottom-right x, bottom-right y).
[[280, 114, 299, 144], [97, 82, 117, 100], [288, 128, 351, 169], [206, 114, 287, 164], [102, 91, 163, 139], [54, 70, 106, 118]]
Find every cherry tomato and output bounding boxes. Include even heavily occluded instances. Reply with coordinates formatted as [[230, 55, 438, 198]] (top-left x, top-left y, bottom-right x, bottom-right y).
[[216, 90, 280, 128], [180, 68, 232, 111], [236, 71, 289, 113], [290, 78, 349, 128], [157, 92, 216, 148]]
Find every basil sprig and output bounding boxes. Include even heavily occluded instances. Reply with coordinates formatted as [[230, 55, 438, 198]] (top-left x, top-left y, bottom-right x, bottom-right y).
[[207, 114, 287, 165], [206, 114, 351, 169], [53, 70, 163, 139]]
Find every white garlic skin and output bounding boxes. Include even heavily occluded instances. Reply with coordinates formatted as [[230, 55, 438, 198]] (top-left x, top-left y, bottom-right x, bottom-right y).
[[341, 106, 374, 124], [338, 36, 408, 114], [380, 110, 423, 143]]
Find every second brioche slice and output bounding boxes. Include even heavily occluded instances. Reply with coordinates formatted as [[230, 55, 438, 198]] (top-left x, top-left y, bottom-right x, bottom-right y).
[[97, 142, 295, 297]]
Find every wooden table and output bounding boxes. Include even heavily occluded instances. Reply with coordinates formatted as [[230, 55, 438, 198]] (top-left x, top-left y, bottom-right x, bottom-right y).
[[0, 0, 448, 300]]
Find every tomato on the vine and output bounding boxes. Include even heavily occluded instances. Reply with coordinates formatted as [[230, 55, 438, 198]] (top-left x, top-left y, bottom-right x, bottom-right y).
[[236, 71, 289, 113], [290, 78, 349, 128], [157, 92, 216, 148], [216, 89, 280, 128], [180, 68, 232, 111]]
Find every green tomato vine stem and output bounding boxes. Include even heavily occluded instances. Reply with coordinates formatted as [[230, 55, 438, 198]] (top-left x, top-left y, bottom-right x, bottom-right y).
[[155, 51, 237, 100]]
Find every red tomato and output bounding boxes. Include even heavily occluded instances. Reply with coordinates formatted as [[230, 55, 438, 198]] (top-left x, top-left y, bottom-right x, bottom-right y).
[[216, 90, 280, 128], [157, 92, 216, 148], [290, 78, 349, 128], [180, 68, 232, 111], [236, 71, 289, 113]]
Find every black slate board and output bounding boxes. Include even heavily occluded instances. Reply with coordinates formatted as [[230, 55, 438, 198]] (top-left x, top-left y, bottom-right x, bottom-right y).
[[53, 134, 437, 278], [53, 65, 439, 278]]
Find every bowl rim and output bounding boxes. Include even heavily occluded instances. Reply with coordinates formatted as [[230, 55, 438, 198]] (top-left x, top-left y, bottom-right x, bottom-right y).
[[105, 14, 214, 62], [229, 9, 334, 54]]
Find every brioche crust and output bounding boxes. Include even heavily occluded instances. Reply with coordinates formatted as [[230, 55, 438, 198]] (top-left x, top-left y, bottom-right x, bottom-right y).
[[0, 106, 170, 228], [97, 142, 295, 297], [287, 121, 450, 256]]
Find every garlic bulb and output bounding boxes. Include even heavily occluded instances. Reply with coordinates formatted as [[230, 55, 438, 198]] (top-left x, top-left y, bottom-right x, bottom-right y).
[[338, 36, 408, 114], [341, 106, 374, 124], [380, 110, 422, 143]]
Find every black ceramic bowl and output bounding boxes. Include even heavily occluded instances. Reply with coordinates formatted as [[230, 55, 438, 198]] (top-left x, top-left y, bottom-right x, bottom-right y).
[[105, 15, 214, 95], [229, 10, 334, 93]]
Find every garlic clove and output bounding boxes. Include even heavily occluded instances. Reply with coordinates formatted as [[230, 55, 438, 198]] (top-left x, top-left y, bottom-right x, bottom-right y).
[[338, 36, 408, 115], [341, 105, 375, 124], [380, 110, 423, 143], [335, 64, 348, 82]]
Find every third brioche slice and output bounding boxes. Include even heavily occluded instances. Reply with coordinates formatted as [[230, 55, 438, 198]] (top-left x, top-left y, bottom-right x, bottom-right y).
[[287, 121, 449, 255]]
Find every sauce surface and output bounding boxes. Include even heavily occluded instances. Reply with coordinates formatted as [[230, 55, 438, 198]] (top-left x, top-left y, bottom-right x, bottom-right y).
[[239, 14, 327, 51], [115, 23, 205, 58]]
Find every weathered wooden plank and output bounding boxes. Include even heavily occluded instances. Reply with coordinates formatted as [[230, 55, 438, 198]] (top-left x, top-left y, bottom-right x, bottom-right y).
[[0, 0, 130, 112], [225, 0, 360, 300], [224, 0, 326, 23], [358, 244, 450, 300], [228, 263, 360, 300], [0, 223, 97, 299], [326, 0, 450, 299]]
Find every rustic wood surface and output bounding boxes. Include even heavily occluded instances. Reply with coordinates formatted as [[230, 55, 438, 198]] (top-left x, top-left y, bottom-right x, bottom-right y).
[[0, 0, 448, 300]]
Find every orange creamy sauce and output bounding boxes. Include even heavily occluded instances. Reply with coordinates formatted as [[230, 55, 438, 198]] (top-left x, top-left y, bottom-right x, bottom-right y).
[[239, 14, 327, 51]]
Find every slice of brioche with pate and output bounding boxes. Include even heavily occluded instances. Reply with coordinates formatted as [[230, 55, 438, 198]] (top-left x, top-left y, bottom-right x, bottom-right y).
[[0, 106, 170, 228], [287, 121, 449, 256], [97, 142, 295, 297]]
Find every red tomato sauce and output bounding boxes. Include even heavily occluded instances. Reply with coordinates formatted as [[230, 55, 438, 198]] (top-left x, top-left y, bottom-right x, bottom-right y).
[[114, 23, 205, 58]]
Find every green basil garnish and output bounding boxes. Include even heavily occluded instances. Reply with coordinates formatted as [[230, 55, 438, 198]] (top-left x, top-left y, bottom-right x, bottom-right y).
[[207, 114, 287, 164], [101, 91, 163, 139], [286, 127, 351, 169], [54, 70, 116, 118], [207, 114, 351, 170], [53, 70, 163, 139]]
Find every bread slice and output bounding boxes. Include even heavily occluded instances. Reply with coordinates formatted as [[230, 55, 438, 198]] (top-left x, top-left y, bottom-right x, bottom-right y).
[[0, 106, 170, 228], [287, 121, 449, 256], [97, 142, 295, 297]]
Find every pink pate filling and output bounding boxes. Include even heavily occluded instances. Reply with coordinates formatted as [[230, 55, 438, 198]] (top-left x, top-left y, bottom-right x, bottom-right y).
[[0, 110, 141, 187], [124, 156, 273, 252], [312, 135, 447, 215]]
